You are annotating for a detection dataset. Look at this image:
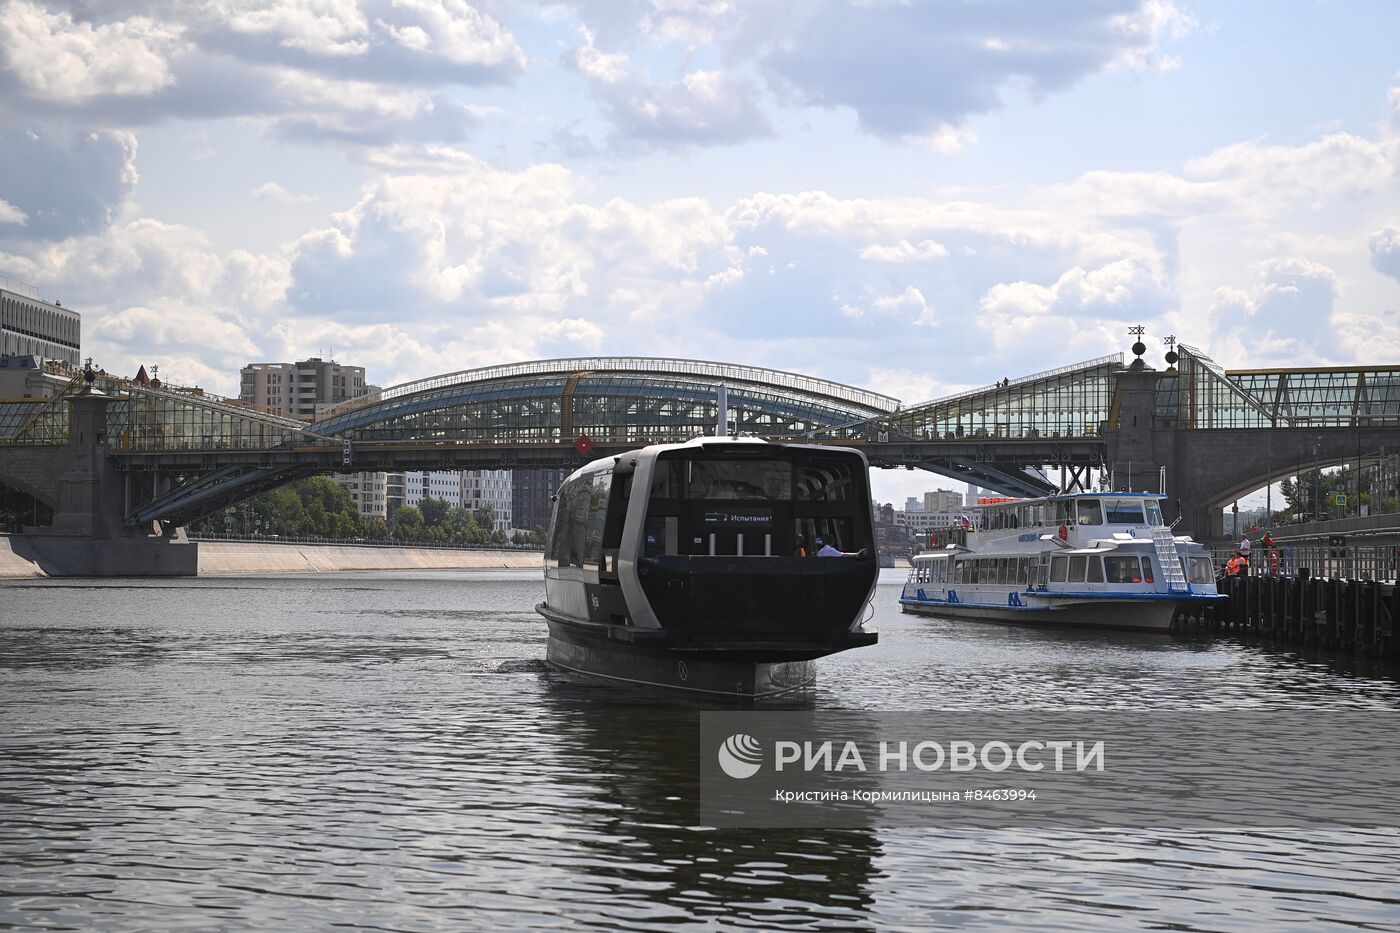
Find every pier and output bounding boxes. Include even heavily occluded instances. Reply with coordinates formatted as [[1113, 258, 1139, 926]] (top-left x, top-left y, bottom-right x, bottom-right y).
[[1178, 572, 1399, 660]]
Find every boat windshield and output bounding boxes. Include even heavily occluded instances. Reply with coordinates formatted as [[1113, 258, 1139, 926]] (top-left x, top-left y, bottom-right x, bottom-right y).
[[641, 450, 872, 558], [1076, 499, 1103, 526], [1145, 499, 1164, 526], [1104, 499, 1145, 524]]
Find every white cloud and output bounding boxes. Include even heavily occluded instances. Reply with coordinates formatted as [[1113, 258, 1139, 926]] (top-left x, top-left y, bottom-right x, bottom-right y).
[[1184, 133, 1395, 209], [376, 0, 525, 70], [214, 0, 371, 57], [0, 1, 184, 102], [564, 30, 770, 147], [859, 239, 949, 263], [980, 259, 1168, 318], [1209, 257, 1341, 363], [0, 127, 138, 242], [0, 199, 27, 225], [1370, 226, 1400, 284], [251, 181, 315, 204]]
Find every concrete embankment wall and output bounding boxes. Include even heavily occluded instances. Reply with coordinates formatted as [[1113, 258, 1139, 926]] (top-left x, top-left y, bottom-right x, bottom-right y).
[[0, 536, 543, 577], [198, 542, 544, 575]]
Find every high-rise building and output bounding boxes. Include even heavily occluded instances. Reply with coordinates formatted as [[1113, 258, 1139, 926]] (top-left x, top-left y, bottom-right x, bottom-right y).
[[237, 355, 378, 521], [397, 470, 513, 533], [513, 468, 568, 534], [924, 489, 963, 513], [1, 282, 81, 366], [339, 472, 388, 521], [461, 470, 512, 532], [403, 471, 464, 508], [904, 497, 922, 513], [239, 356, 368, 418]]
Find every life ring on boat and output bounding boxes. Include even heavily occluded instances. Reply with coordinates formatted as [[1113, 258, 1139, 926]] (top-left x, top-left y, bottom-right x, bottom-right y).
[[1057, 524, 1068, 541]]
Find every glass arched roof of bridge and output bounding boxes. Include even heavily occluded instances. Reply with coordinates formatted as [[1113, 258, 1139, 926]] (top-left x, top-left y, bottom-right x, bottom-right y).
[[1154, 345, 1400, 429], [830, 354, 1126, 441], [310, 357, 900, 445]]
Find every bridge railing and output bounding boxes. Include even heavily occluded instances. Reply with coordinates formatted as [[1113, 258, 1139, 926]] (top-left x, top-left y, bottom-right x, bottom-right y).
[[1209, 544, 1399, 583], [899, 353, 1124, 412]]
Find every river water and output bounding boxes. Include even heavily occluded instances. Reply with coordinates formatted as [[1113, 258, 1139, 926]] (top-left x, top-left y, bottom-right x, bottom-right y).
[[2, 569, 1398, 931]]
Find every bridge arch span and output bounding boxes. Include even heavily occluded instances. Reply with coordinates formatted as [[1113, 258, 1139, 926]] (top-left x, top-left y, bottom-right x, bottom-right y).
[[311, 357, 899, 446]]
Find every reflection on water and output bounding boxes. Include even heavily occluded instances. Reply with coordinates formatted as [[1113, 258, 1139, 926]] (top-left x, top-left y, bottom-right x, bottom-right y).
[[1, 570, 1398, 930]]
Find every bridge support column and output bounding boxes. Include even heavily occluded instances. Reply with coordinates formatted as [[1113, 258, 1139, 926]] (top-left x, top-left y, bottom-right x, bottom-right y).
[[1106, 363, 1226, 540], [8, 385, 198, 576], [1106, 363, 1167, 492]]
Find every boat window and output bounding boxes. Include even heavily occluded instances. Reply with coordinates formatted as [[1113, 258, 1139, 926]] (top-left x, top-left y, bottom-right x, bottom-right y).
[[1068, 555, 1087, 582], [796, 458, 855, 501], [1017, 559, 1029, 586], [796, 518, 857, 554], [1105, 499, 1145, 524], [1141, 557, 1155, 583], [1076, 499, 1103, 526], [650, 457, 685, 500], [1054, 500, 1074, 525], [1087, 556, 1104, 583], [1188, 556, 1214, 584], [1145, 500, 1164, 526], [1050, 555, 1068, 583], [689, 459, 791, 500], [1103, 555, 1142, 583], [548, 471, 610, 569]]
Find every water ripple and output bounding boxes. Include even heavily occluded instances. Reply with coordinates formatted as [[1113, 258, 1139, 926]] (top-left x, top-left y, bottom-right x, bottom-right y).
[[1, 572, 1397, 930]]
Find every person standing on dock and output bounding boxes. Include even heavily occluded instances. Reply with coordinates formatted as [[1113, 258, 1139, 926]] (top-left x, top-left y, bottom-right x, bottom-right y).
[[1239, 535, 1252, 559]]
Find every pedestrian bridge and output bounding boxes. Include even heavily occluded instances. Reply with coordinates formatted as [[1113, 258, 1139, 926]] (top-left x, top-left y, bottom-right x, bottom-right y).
[[1, 346, 1398, 537]]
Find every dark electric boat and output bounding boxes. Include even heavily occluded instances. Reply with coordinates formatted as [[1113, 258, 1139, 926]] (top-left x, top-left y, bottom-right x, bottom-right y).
[[537, 437, 880, 697]]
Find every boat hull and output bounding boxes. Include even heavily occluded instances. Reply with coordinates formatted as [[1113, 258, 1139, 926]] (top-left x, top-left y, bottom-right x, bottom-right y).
[[899, 595, 1192, 633], [543, 614, 819, 697]]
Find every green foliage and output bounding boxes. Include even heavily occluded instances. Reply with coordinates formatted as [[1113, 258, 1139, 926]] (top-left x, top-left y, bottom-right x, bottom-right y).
[[392, 505, 424, 540], [191, 475, 366, 538], [419, 496, 450, 528], [184, 476, 536, 547]]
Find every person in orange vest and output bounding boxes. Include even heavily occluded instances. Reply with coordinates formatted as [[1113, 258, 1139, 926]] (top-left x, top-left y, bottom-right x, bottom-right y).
[[1225, 552, 1247, 576]]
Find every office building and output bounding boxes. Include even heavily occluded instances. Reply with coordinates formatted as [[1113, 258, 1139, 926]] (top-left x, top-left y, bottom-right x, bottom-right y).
[[513, 468, 568, 534], [462, 470, 513, 532], [924, 489, 963, 514], [339, 472, 388, 521], [239, 356, 369, 418], [1, 283, 81, 366]]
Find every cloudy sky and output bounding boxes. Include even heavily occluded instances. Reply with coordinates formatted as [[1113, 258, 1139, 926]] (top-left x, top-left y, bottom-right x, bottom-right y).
[[2, 0, 1399, 503]]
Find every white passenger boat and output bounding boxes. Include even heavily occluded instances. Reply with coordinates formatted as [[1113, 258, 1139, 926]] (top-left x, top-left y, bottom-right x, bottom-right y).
[[899, 492, 1223, 632]]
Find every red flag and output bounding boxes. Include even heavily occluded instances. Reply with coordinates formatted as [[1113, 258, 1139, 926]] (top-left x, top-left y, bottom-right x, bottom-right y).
[[574, 434, 594, 456]]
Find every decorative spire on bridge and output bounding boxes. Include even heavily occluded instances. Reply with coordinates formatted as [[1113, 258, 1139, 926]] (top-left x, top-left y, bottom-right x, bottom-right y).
[[1127, 325, 1149, 371]]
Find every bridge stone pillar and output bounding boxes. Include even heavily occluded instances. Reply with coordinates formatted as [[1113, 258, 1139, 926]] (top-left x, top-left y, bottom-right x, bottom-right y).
[[9, 384, 198, 576], [1106, 363, 1165, 495], [1106, 364, 1221, 541]]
